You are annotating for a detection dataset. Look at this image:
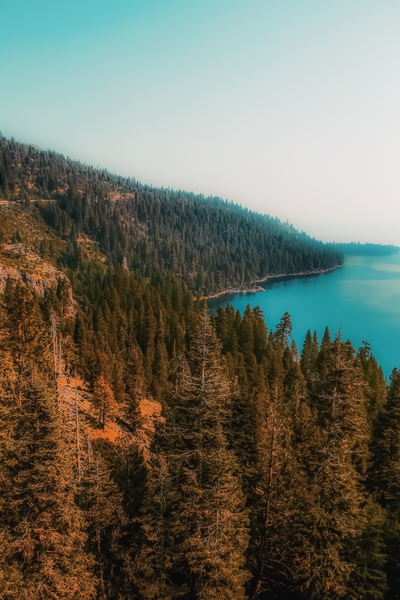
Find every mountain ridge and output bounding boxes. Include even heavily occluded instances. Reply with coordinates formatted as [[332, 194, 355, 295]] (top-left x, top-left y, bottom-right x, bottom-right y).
[[0, 134, 343, 296]]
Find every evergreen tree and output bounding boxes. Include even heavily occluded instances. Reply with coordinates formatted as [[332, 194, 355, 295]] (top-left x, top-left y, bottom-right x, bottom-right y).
[[163, 308, 250, 598], [5, 366, 96, 599], [0, 347, 24, 599], [153, 339, 170, 402], [274, 312, 293, 348], [124, 345, 146, 432], [347, 498, 388, 600], [299, 338, 369, 599], [369, 369, 400, 598], [84, 452, 125, 599], [250, 377, 303, 599], [93, 374, 119, 429], [2, 279, 50, 408], [132, 452, 178, 599], [300, 329, 319, 379]]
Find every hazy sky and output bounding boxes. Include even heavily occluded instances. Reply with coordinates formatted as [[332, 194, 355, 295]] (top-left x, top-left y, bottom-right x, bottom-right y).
[[1, 1, 400, 244]]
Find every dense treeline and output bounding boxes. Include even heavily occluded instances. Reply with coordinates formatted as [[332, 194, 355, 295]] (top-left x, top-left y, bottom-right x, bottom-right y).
[[1, 268, 399, 599], [327, 242, 400, 256], [0, 136, 342, 295], [0, 134, 397, 599]]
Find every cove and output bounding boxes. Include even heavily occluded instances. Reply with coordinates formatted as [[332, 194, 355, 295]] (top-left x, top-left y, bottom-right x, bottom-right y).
[[208, 254, 400, 378]]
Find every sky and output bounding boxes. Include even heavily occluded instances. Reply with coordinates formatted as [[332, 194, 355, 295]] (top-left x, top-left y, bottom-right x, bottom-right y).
[[1, 0, 400, 245]]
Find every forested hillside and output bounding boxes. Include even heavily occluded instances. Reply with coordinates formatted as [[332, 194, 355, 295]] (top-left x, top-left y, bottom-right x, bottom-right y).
[[0, 135, 398, 600], [327, 241, 400, 256], [0, 136, 342, 295]]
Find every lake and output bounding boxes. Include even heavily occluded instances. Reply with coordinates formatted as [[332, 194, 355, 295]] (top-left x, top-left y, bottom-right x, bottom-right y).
[[208, 254, 400, 378]]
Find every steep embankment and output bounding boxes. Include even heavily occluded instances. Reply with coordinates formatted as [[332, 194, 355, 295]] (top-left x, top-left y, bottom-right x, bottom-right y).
[[0, 203, 70, 296]]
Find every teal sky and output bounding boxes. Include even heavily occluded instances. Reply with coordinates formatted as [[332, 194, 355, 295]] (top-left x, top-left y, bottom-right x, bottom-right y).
[[1, 1, 400, 244]]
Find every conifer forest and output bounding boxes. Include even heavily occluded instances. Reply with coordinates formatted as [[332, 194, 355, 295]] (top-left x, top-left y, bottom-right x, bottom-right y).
[[1, 135, 399, 600]]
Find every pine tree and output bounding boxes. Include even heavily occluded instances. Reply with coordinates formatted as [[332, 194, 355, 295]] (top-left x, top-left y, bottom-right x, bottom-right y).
[[299, 337, 369, 599], [163, 308, 250, 598], [100, 429, 149, 599], [133, 452, 181, 599], [249, 376, 303, 599], [358, 346, 387, 425], [274, 312, 293, 348], [238, 305, 255, 361], [2, 279, 50, 408], [93, 374, 119, 428], [0, 347, 24, 599], [252, 306, 268, 362], [300, 329, 314, 376], [300, 329, 319, 379], [84, 452, 125, 599], [347, 498, 388, 600], [124, 345, 146, 432], [153, 339, 170, 402], [5, 366, 96, 599], [369, 368, 400, 598], [316, 326, 331, 377]]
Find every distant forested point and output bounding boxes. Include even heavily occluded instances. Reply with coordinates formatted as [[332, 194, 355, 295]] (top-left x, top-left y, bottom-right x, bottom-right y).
[[328, 241, 400, 256], [0, 135, 343, 296]]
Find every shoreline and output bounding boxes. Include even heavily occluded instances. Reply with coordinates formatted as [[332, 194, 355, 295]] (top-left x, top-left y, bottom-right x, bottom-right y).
[[254, 264, 344, 284], [201, 264, 344, 301]]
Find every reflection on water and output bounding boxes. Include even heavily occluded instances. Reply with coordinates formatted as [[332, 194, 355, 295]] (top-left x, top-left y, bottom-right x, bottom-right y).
[[208, 255, 400, 377]]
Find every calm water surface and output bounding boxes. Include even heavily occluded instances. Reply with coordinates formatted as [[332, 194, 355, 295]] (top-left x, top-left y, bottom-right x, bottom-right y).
[[208, 255, 400, 377]]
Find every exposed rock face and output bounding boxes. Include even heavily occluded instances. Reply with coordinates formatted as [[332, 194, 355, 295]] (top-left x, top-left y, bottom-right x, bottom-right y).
[[0, 243, 67, 296], [0, 243, 75, 319]]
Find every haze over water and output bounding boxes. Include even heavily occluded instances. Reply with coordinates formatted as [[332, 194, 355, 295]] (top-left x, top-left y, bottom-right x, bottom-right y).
[[209, 254, 400, 378]]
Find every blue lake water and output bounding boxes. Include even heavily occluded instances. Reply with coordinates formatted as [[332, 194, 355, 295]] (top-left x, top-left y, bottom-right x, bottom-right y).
[[208, 255, 400, 378]]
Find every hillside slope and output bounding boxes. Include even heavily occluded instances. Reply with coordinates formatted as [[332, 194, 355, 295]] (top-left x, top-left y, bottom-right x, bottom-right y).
[[0, 202, 70, 296], [0, 135, 343, 295], [0, 134, 396, 600]]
